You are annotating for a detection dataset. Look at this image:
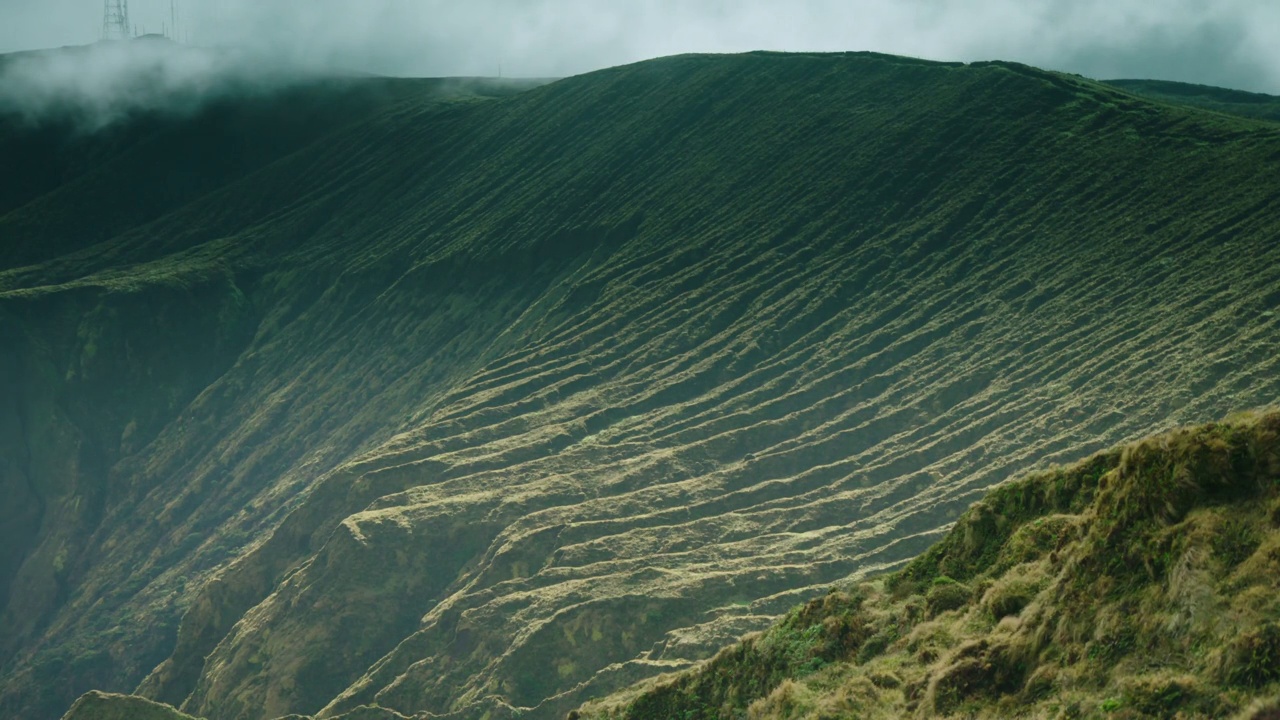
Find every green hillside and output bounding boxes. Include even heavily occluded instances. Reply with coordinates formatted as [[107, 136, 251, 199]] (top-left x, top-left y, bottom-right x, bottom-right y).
[[0, 71, 540, 268], [577, 411, 1280, 719], [1105, 79, 1280, 123], [61, 690, 198, 720], [1, 50, 1279, 720]]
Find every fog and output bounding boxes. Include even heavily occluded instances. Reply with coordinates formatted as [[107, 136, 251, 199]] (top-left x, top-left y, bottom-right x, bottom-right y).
[[0, 0, 1277, 129], [0, 39, 317, 129], [1, 0, 1275, 91]]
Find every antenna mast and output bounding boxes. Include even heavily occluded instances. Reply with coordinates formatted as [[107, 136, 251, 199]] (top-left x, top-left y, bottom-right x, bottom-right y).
[[102, 0, 131, 40]]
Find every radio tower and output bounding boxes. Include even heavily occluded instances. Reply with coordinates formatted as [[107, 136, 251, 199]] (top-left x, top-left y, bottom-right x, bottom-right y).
[[102, 0, 132, 41]]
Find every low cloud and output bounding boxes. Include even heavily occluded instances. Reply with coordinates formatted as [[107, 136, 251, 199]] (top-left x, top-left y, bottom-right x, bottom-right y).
[[0, 0, 1276, 122], [149, 0, 1275, 92], [190, 0, 1280, 92], [0, 37, 316, 130]]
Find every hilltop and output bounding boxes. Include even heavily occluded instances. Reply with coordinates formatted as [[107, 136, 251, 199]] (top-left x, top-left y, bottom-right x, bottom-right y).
[[1, 51, 1279, 720]]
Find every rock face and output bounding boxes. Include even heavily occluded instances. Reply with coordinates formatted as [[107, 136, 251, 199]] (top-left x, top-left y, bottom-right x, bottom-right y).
[[1, 50, 1279, 720]]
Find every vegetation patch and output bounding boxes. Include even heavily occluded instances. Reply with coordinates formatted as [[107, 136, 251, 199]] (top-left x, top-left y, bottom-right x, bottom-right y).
[[580, 412, 1280, 719], [925, 577, 972, 616], [1223, 622, 1280, 689]]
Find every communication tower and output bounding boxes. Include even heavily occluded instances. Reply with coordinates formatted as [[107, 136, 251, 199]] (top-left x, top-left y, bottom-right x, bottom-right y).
[[102, 0, 132, 40]]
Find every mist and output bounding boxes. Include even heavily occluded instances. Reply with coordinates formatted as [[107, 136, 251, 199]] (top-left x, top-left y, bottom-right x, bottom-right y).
[[0, 39, 318, 130], [0, 0, 1277, 130]]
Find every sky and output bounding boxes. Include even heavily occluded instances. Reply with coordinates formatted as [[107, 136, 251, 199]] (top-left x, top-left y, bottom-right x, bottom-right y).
[[0, 0, 1278, 93]]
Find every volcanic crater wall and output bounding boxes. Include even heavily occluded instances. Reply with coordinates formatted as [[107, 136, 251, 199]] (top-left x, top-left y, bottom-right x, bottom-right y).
[[1, 52, 1279, 720]]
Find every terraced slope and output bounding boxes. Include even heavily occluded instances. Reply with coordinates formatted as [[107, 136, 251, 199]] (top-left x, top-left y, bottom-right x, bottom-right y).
[[577, 411, 1280, 720], [1, 51, 1279, 720]]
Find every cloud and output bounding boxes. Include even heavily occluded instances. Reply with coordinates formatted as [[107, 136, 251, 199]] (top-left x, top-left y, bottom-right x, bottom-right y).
[[0, 37, 316, 130], [949, 0, 1280, 91], [0, 0, 1276, 93]]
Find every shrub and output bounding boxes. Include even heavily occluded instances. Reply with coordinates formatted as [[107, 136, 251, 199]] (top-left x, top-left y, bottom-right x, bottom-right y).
[[926, 580, 972, 616], [1117, 675, 1228, 718], [995, 515, 1075, 572], [1214, 517, 1262, 568], [856, 628, 897, 664], [746, 679, 813, 720], [927, 640, 1026, 715], [1238, 696, 1280, 720], [868, 671, 901, 689], [817, 613, 871, 660], [1021, 665, 1057, 701], [984, 577, 1038, 620], [930, 658, 989, 715], [1224, 622, 1280, 688], [1092, 637, 1137, 667]]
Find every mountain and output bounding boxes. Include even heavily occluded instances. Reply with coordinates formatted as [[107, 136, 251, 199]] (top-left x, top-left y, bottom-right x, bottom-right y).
[[2, 49, 1279, 720]]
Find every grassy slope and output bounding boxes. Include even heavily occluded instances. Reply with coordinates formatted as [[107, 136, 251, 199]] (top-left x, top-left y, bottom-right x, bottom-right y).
[[1105, 79, 1280, 124], [0, 52, 1278, 720], [60, 690, 199, 720], [578, 411, 1280, 720], [0, 70, 540, 270], [0, 66, 542, 719]]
